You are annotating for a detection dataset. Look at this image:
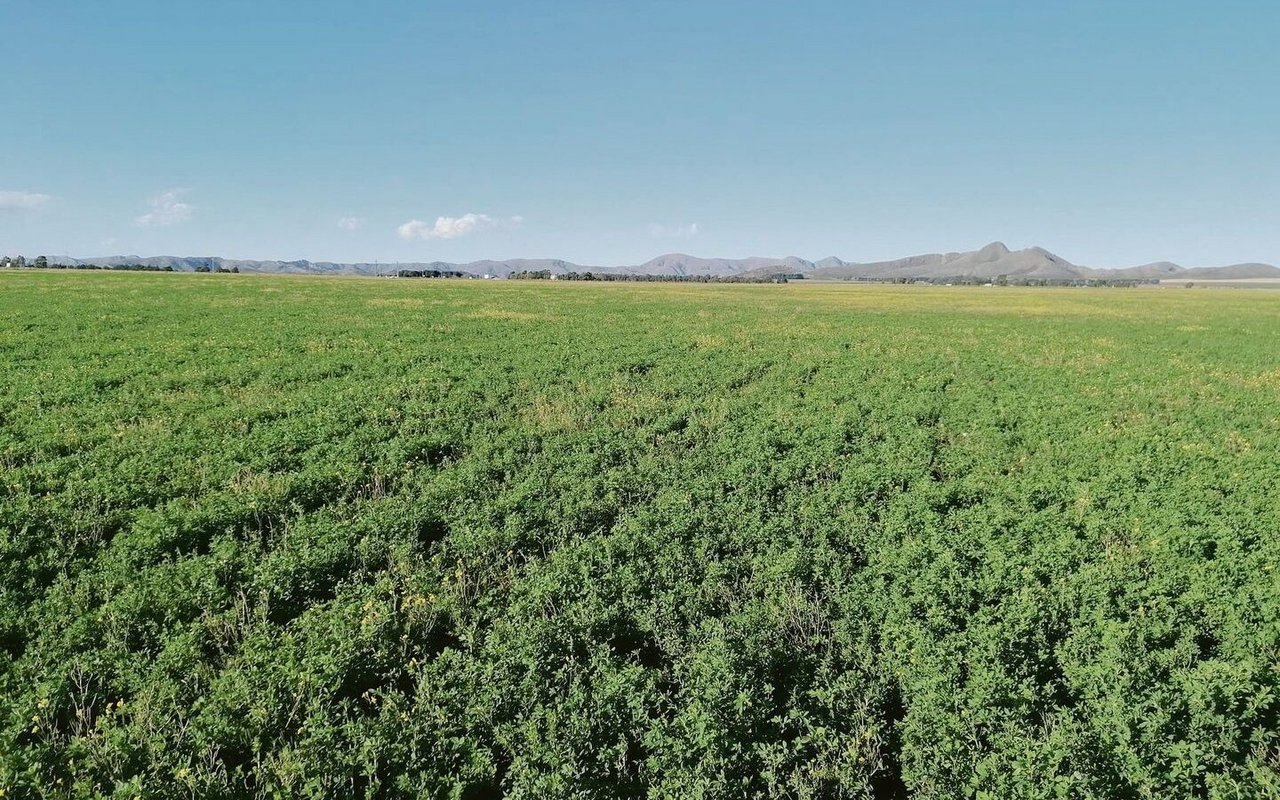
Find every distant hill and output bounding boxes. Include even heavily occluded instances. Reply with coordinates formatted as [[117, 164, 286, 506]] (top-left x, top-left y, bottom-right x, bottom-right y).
[[806, 242, 1082, 280], [1090, 261, 1186, 280], [1177, 263, 1280, 280], [37, 245, 1280, 282], [634, 254, 817, 277]]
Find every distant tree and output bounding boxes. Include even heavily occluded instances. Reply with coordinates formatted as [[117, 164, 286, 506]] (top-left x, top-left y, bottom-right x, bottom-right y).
[[996, 274, 1008, 286], [230, 266, 240, 273], [34, 256, 48, 269], [15, 255, 26, 268]]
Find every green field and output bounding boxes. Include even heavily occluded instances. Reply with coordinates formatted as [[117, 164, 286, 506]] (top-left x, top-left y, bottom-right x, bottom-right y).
[[2, 272, 1279, 798]]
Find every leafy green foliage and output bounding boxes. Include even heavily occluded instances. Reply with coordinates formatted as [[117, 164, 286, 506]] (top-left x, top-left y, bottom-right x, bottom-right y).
[[1, 273, 1278, 798]]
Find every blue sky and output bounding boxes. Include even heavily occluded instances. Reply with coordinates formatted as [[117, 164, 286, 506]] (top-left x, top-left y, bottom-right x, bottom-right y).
[[2, 0, 1278, 266]]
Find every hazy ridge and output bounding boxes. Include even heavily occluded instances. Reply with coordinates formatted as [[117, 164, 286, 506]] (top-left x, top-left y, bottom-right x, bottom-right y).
[[44, 242, 1280, 281]]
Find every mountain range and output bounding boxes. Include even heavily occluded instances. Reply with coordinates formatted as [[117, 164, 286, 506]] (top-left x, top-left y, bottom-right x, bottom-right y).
[[43, 243, 1280, 281]]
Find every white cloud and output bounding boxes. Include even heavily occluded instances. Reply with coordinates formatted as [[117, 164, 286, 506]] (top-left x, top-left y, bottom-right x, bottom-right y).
[[649, 222, 700, 238], [0, 190, 53, 210], [397, 212, 510, 240], [135, 189, 193, 227], [337, 216, 364, 231]]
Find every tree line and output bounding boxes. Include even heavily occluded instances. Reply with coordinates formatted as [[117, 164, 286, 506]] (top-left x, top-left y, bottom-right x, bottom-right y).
[[2, 257, 241, 273], [844, 274, 1160, 287]]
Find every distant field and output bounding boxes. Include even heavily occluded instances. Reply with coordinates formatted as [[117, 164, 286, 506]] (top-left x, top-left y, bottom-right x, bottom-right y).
[[2, 272, 1279, 798]]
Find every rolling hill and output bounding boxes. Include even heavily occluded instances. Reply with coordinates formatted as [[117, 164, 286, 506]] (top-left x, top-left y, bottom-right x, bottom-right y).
[[36, 244, 1280, 282]]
